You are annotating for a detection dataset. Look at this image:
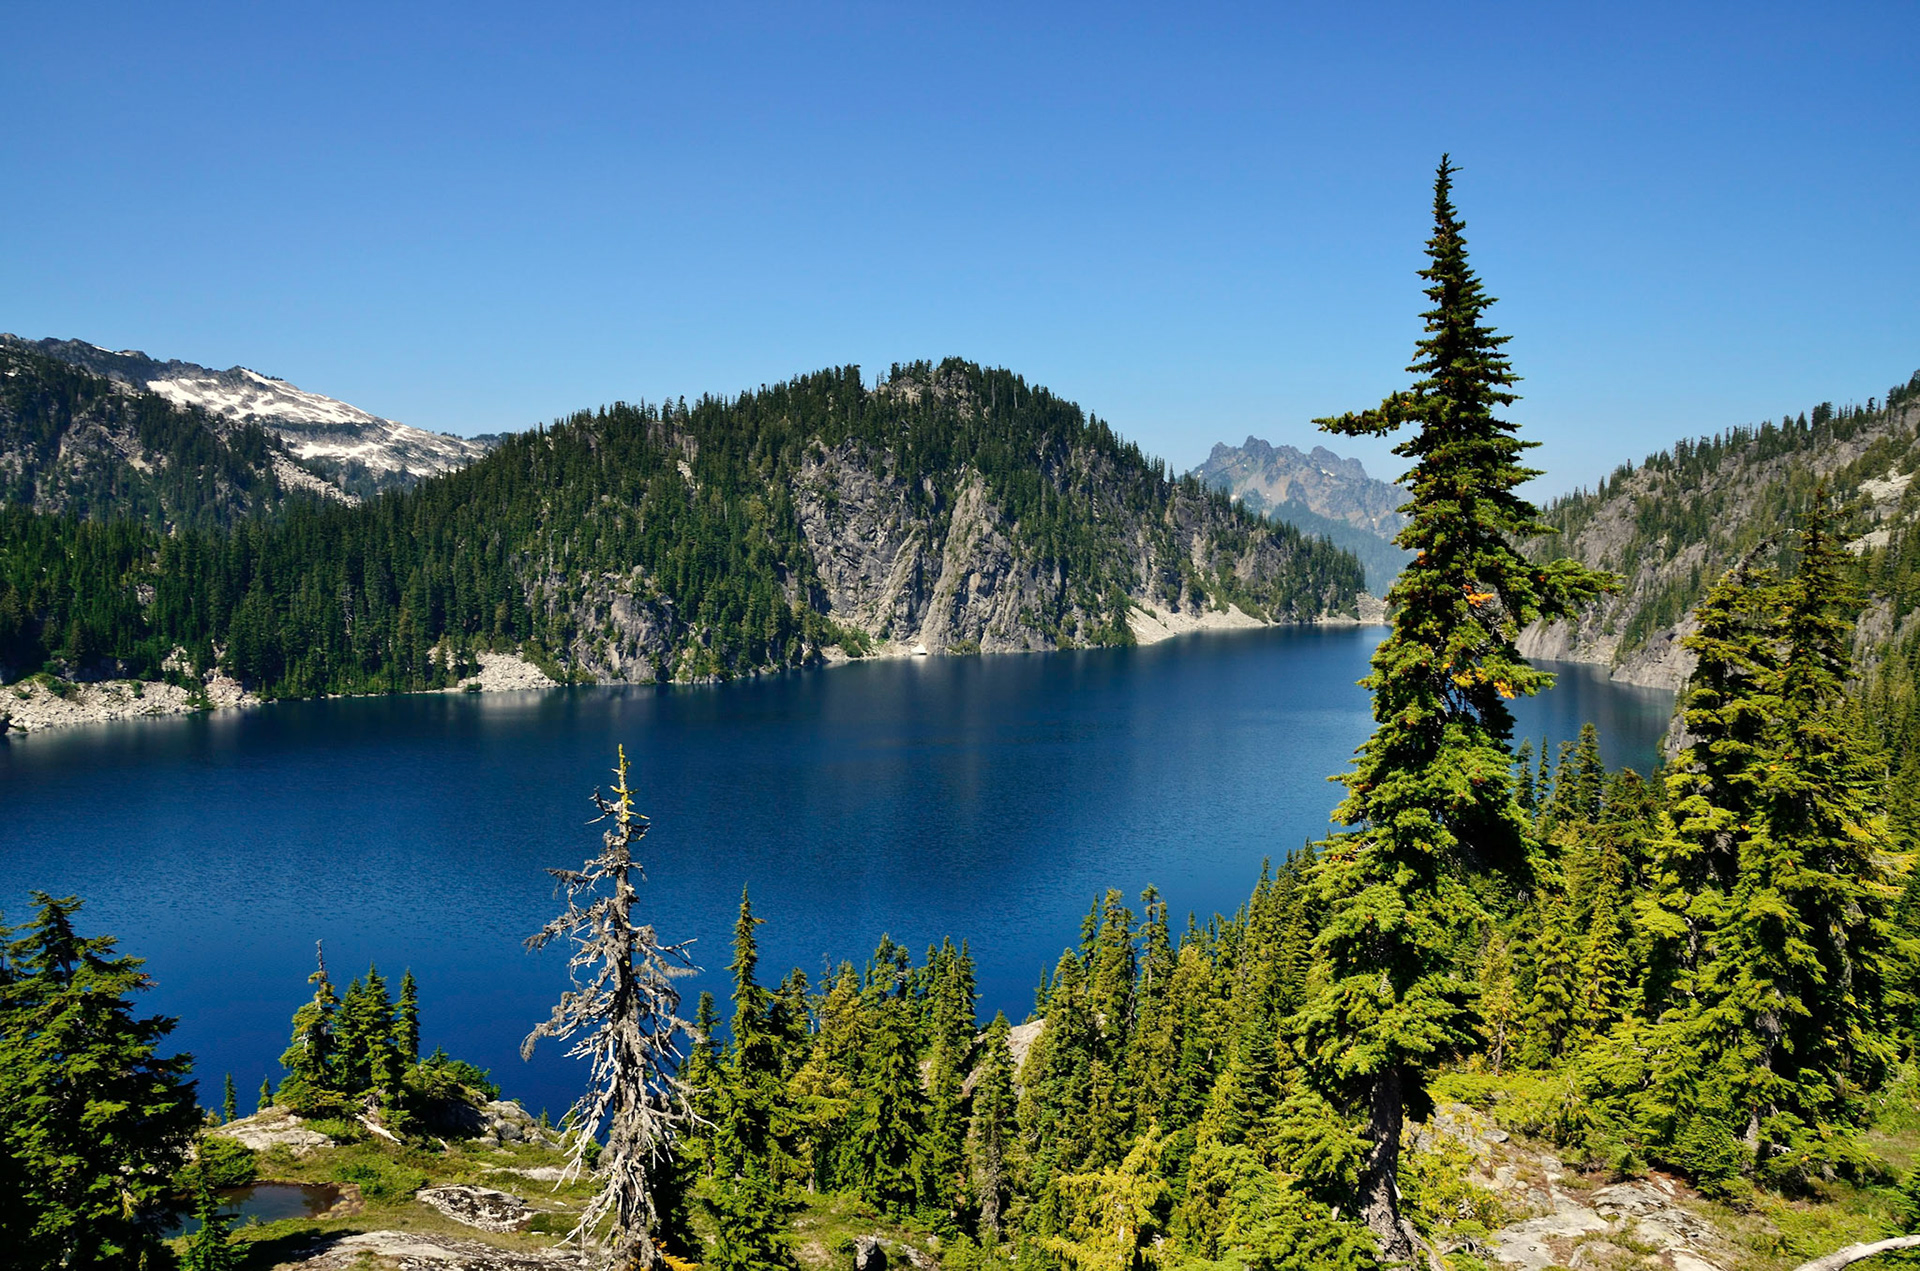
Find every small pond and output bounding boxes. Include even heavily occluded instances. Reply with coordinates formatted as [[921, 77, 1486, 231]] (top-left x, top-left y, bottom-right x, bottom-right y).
[[160, 1181, 341, 1238]]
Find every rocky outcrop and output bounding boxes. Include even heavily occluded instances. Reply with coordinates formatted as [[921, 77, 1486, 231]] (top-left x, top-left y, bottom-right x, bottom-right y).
[[417, 1185, 537, 1233], [273, 1230, 588, 1269], [1417, 1102, 1737, 1271], [451, 651, 559, 694], [211, 1106, 334, 1156], [1, 671, 253, 735]]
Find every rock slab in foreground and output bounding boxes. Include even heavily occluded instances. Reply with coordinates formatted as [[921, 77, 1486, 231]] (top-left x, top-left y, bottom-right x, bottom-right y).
[[271, 1229, 587, 1268], [417, 1185, 537, 1233]]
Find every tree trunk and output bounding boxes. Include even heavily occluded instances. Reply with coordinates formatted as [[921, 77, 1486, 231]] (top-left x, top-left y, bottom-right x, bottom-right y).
[[1359, 1066, 1414, 1264]]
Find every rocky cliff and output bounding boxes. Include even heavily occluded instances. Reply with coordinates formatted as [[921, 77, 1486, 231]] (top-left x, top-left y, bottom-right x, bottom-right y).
[[533, 365, 1372, 684]]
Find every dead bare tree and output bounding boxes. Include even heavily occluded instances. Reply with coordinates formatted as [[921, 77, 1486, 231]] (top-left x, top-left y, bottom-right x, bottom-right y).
[[524, 746, 698, 1270]]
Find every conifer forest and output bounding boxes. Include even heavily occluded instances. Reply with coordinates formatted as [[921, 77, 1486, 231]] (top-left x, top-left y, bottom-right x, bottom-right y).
[[5, 159, 1920, 1271]]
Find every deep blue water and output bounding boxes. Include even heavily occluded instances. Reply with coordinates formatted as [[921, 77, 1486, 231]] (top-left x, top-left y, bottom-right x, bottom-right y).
[[0, 627, 1671, 1118]]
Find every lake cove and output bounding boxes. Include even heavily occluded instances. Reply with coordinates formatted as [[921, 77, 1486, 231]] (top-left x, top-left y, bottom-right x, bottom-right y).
[[0, 625, 1671, 1117]]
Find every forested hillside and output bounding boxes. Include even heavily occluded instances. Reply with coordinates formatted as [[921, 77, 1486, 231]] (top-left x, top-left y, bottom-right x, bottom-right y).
[[0, 356, 1364, 692], [1520, 375, 1920, 686]]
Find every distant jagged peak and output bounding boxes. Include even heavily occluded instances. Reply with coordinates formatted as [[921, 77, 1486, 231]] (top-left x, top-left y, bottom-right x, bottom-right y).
[[6, 334, 497, 494], [1192, 433, 1404, 541]]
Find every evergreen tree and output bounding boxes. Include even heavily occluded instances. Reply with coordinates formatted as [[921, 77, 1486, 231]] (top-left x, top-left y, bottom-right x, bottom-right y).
[[848, 990, 930, 1215], [257, 1075, 272, 1113], [925, 940, 976, 1213], [1570, 723, 1606, 822], [276, 941, 338, 1107], [180, 1176, 239, 1271], [1689, 496, 1899, 1183], [1040, 1128, 1168, 1271], [1515, 740, 1536, 813], [1298, 156, 1614, 1259], [1575, 845, 1634, 1041], [396, 968, 420, 1066], [704, 889, 794, 1270], [1478, 932, 1518, 1076], [1521, 895, 1578, 1066], [1638, 558, 1776, 1011], [683, 990, 722, 1166], [0, 894, 200, 1268], [221, 1072, 237, 1124]]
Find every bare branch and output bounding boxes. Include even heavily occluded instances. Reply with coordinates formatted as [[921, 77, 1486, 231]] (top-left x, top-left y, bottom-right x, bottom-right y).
[[522, 745, 698, 1270]]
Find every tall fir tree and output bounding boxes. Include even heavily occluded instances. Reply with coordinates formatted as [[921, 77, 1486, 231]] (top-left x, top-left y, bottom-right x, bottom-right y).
[[276, 941, 339, 1107], [1296, 155, 1614, 1258]]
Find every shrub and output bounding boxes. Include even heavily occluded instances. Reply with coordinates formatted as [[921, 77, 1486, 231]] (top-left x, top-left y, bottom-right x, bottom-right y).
[[331, 1155, 427, 1201], [304, 1117, 369, 1145], [195, 1136, 259, 1189]]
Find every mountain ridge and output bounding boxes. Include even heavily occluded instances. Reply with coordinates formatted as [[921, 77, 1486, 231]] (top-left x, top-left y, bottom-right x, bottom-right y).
[[0, 356, 1371, 696], [8, 336, 496, 497]]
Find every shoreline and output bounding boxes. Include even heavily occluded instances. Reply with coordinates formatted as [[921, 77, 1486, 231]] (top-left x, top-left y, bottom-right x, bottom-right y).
[[1, 599, 1388, 738]]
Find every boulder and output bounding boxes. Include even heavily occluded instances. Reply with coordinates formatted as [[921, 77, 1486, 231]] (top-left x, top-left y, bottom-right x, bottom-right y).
[[212, 1106, 333, 1156], [853, 1236, 887, 1271], [417, 1184, 536, 1233]]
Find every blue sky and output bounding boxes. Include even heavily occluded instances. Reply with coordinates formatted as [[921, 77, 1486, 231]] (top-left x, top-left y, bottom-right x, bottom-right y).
[[4, 2, 1915, 495]]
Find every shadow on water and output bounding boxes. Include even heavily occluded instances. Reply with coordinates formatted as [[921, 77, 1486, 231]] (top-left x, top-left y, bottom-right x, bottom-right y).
[[0, 627, 1671, 1117], [158, 1182, 340, 1238]]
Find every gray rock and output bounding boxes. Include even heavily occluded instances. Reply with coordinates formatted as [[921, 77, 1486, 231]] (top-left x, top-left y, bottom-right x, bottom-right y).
[[854, 1236, 887, 1271], [274, 1229, 587, 1268], [211, 1106, 333, 1156], [417, 1185, 535, 1233]]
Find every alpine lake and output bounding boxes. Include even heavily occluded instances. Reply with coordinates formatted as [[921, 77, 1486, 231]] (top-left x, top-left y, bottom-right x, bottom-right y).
[[0, 625, 1673, 1119]]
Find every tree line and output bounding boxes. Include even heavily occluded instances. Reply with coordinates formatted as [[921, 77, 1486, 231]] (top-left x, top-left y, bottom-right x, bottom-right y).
[[1, 356, 1363, 693]]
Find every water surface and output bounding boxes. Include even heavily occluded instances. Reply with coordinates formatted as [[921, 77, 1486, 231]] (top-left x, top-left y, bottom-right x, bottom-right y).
[[0, 628, 1669, 1117]]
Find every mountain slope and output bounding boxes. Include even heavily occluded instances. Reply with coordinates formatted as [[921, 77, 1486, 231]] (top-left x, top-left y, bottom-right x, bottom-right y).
[[1522, 371, 1920, 688], [0, 358, 1368, 692], [11, 336, 495, 497], [1192, 437, 1410, 590], [0, 339, 325, 528]]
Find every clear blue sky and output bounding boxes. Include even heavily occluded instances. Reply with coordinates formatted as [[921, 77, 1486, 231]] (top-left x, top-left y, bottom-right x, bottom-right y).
[[4, 2, 1915, 495]]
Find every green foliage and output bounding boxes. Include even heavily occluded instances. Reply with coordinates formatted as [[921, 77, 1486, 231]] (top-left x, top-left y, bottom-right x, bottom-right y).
[[329, 1151, 428, 1200], [0, 892, 201, 1269], [191, 1135, 259, 1190], [179, 1176, 239, 1271]]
